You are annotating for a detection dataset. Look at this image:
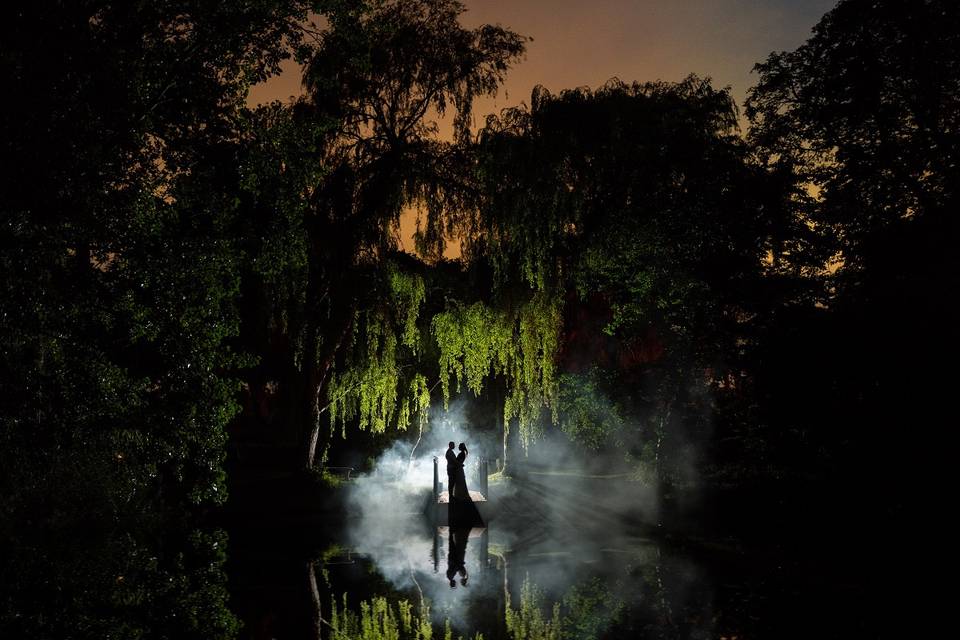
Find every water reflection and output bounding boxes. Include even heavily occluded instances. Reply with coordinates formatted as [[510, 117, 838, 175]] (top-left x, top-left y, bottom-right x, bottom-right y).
[[3, 484, 883, 638], [444, 527, 473, 588], [1, 520, 238, 639], [334, 508, 706, 640], [225, 476, 884, 639]]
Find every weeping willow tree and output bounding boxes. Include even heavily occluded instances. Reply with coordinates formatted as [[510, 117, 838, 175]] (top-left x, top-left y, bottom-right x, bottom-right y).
[[460, 78, 774, 484], [322, 77, 768, 482], [240, 0, 526, 469], [266, 5, 766, 482]]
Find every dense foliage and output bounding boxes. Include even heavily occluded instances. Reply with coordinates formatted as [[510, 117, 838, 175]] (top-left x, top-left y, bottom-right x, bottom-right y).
[[232, 0, 525, 470], [0, 0, 311, 516], [1, 0, 955, 635], [464, 78, 775, 482], [738, 0, 959, 539]]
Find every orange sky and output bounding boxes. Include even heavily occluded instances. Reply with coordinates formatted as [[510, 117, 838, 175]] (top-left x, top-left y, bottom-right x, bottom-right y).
[[247, 0, 837, 256], [251, 0, 835, 112]]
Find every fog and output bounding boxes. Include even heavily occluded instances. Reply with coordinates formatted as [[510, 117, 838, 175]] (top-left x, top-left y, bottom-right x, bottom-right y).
[[333, 392, 713, 635]]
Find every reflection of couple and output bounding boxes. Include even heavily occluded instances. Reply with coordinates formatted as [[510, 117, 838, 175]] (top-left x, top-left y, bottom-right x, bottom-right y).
[[444, 441, 484, 527], [445, 527, 469, 588]]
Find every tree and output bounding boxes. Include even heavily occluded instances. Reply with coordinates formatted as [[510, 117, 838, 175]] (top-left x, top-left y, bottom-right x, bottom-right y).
[[744, 0, 960, 538], [0, 2, 311, 633], [0, 0, 311, 512], [235, 0, 526, 469], [470, 78, 773, 481], [746, 0, 960, 266]]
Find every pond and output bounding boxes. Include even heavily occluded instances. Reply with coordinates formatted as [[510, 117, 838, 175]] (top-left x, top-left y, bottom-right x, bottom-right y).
[[1, 470, 885, 638], [225, 473, 880, 639]]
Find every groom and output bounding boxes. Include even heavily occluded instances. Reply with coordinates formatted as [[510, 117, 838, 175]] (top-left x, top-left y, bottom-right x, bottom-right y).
[[445, 441, 459, 497]]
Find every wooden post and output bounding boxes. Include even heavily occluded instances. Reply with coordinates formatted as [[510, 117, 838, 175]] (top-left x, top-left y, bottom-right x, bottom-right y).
[[433, 456, 439, 503], [481, 527, 489, 572], [481, 457, 489, 497]]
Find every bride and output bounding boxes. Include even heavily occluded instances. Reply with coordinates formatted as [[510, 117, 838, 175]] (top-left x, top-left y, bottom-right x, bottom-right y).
[[450, 442, 484, 527]]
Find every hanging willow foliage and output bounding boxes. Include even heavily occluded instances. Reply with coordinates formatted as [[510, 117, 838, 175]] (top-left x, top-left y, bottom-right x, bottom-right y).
[[327, 267, 428, 435], [391, 267, 426, 354], [327, 262, 561, 451], [397, 373, 431, 434], [431, 292, 562, 450]]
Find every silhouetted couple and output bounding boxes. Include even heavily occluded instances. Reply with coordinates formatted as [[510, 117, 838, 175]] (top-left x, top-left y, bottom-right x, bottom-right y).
[[445, 441, 484, 527]]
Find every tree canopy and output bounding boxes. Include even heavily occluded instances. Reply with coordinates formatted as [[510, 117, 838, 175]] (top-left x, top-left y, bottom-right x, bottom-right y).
[[746, 0, 960, 266], [2, 1, 956, 635]]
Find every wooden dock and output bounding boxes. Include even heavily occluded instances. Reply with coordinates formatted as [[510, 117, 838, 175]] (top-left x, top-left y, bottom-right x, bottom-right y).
[[428, 456, 493, 525], [437, 490, 486, 503]]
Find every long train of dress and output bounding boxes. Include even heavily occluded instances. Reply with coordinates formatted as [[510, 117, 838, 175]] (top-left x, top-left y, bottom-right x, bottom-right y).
[[450, 456, 484, 527]]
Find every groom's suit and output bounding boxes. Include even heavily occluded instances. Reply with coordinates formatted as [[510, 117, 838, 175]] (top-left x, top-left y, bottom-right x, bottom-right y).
[[445, 448, 459, 496]]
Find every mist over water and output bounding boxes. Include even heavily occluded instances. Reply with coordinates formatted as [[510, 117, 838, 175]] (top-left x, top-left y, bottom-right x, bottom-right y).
[[339, 398, 499, 631], [219, 389, 883, 640], [343, 398, 491, 517], [335, 395, 690, 637]]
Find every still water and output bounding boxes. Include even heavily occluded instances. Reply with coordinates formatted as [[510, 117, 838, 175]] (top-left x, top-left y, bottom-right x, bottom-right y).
[[226, 475, 878, 640], [0, 472, 894, 638]]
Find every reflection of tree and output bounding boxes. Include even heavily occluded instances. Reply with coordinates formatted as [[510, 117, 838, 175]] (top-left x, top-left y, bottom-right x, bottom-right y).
[[501, 572, 630, 640], [561, 578, 624, 640], [504, 575, 563, 640], [326, 593, 482, 640], [0, 524, 238, 639], [493, 544, 719, 640], [308, 560, 323, 640]]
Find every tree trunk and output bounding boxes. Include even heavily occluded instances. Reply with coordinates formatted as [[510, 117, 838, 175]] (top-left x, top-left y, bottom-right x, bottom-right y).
[[299, 311, 353, 470], [299, 360, 324, 470], [493, 382, 507, 475], [654, 393, 678, 530], [306, 560, 322, 640], [501, 420, 509, 476]]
